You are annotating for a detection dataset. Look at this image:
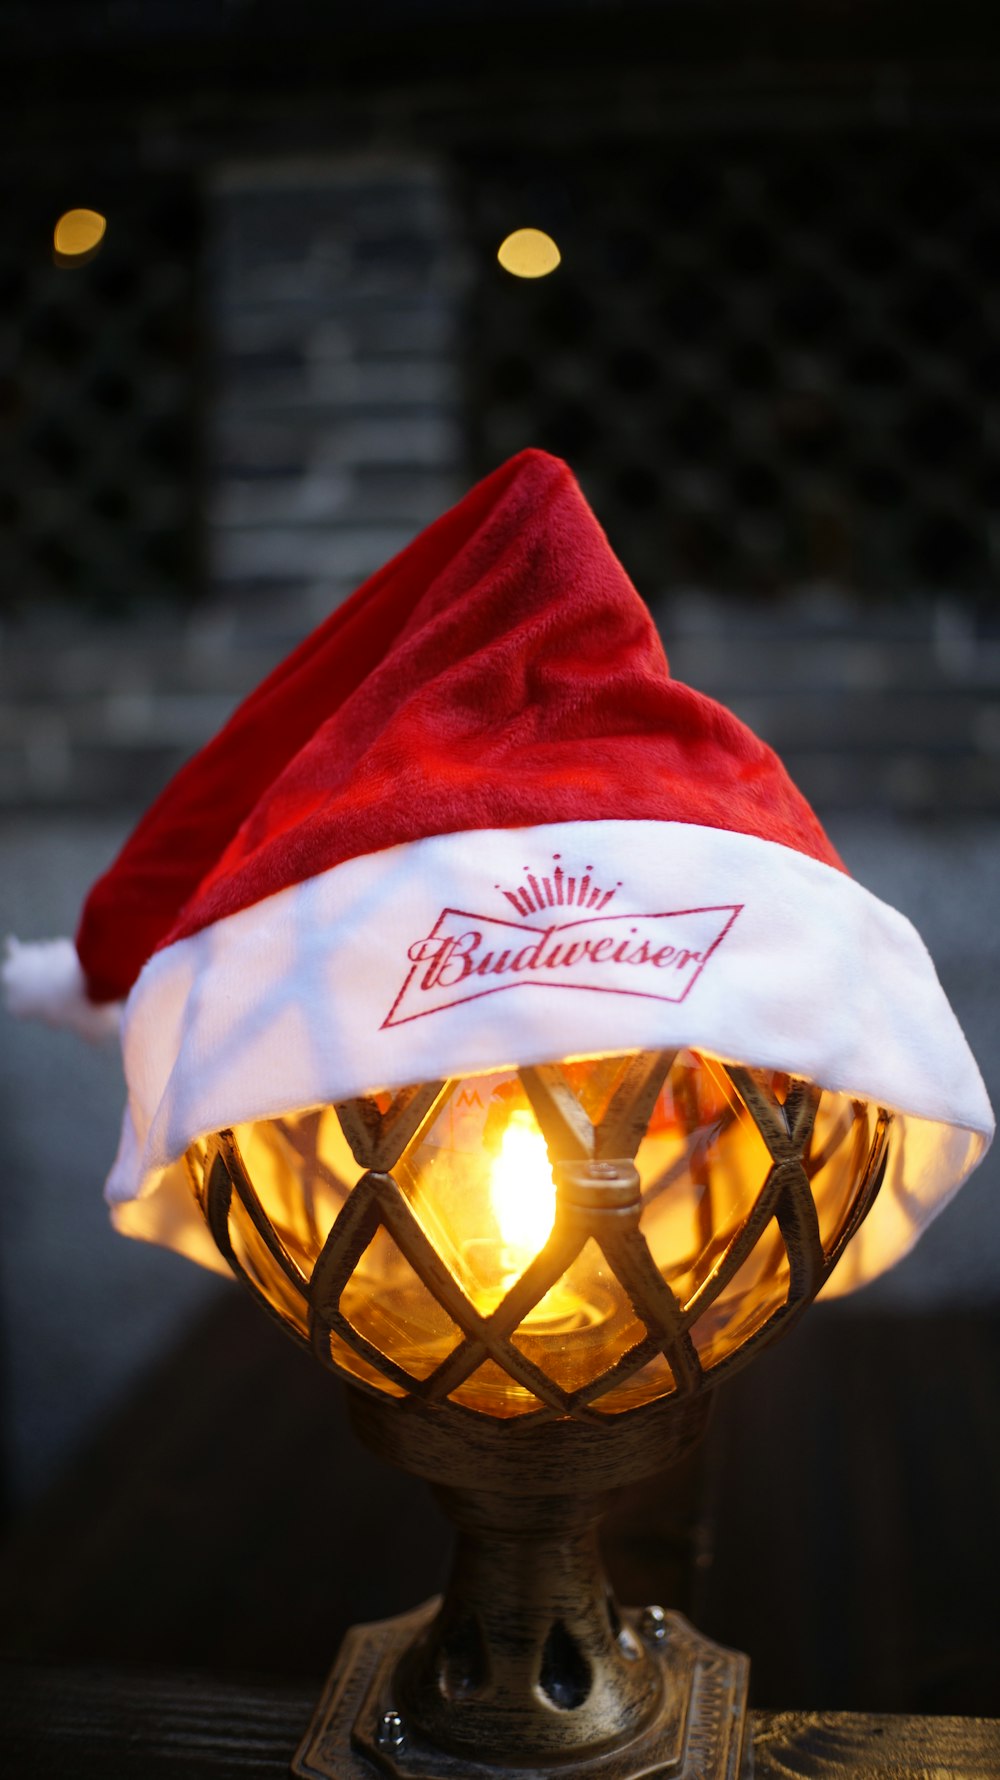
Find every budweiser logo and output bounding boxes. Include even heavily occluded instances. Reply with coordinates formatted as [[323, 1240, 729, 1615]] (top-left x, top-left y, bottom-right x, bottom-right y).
[[382, 861, 742, 1030], [499, 856, 621, 918]]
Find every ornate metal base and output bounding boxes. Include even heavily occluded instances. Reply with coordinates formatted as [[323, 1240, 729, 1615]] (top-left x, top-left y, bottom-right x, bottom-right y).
[[293, 1600, 751, 1780]]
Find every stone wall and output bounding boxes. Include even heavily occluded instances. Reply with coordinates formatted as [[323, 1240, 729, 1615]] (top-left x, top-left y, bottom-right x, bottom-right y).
[[207, 157, 467, 621], [2, 593, 998, 816]]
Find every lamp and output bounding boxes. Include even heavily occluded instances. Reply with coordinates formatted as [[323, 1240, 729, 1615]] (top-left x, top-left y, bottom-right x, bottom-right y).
[[185, 1047, 888, 1779], [5, 450, 991, 1780]]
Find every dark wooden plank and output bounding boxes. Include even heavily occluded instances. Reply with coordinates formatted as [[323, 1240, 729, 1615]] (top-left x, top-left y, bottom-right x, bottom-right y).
[[0, 1664, 313, 1779], [1, 1667, 999, 1779], [753, 1709, 1000, 1777], [692, 1306, 1000, 1715]]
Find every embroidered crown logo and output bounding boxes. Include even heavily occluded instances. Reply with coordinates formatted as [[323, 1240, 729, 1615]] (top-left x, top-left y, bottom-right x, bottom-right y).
[[498, 855, 622, 919]]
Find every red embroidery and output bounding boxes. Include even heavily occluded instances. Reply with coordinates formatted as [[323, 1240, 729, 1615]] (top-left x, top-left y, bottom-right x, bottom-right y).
[[497, 853, 622, 918], [382, 899, 742, 1029]]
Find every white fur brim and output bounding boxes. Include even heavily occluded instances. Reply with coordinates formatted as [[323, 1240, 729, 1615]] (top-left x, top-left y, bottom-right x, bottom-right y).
[[104, 819, 993, 1293], [3, 936, 121, 1044]]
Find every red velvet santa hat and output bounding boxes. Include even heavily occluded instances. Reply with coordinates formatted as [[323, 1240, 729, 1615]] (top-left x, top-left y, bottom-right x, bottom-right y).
[[4, 448, 992, 1284]]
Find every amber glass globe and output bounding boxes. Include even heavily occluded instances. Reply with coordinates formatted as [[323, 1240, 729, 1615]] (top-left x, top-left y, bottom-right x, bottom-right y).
[[186, 1048, 889, 1420]]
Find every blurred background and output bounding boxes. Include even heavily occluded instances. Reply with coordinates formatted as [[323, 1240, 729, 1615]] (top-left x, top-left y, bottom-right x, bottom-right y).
[[1, 0, 999, 1721]]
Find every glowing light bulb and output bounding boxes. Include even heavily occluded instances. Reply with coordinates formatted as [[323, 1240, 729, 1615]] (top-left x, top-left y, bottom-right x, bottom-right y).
[[489, 1108, 608, 1337], [497, 228, 561, 279], [490, 1109, 555, 1270]]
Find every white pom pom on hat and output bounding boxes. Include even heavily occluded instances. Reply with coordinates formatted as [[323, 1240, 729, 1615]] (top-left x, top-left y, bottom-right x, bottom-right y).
[[2, 936, 121, 1044]]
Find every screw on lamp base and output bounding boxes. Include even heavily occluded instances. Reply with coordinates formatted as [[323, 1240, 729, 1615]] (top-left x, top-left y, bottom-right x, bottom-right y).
[[292, 1602, 749, 1780]]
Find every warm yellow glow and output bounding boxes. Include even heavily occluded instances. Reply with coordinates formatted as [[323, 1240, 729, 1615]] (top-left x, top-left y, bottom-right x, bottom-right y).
[[490, 1109, 556, 1266], [184, 1052, 897, 1418], [497, 227, 561, 278], [53, 208, 107, 259]]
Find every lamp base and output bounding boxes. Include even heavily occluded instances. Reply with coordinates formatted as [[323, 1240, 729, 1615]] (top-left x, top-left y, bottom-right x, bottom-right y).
[[292, 1601, 750, 1780]]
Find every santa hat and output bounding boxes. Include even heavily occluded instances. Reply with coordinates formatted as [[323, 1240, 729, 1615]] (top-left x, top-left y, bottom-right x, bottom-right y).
[[4, 449, 992, 1285]]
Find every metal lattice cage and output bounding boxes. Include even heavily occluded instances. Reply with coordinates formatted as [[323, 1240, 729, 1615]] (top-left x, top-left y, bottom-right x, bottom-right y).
[[188, 1049, 890, 1425]]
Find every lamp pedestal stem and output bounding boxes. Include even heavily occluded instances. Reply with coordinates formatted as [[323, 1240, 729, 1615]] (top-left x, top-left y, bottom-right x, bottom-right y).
[[292, 1390, 751, 1780], [397, 1484, 660, 1758]]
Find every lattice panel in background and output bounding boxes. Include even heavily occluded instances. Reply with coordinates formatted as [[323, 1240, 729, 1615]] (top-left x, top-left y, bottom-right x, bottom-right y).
[[466, 133, 1000, 602], [0, 180, 202, 613]]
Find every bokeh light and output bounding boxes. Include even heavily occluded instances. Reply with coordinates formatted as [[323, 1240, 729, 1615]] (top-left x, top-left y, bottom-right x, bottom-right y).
[[53, 208, 107, 262], [497, 227, 561, 278]]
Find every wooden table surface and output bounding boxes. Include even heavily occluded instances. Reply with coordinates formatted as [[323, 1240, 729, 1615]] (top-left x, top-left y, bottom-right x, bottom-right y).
[[0, 1664, 998, 1778]]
